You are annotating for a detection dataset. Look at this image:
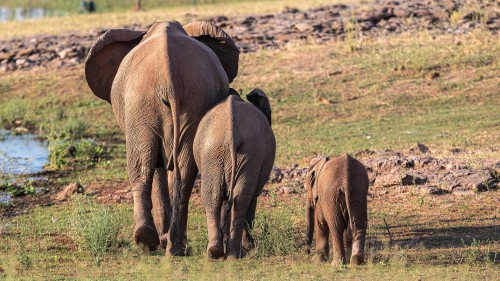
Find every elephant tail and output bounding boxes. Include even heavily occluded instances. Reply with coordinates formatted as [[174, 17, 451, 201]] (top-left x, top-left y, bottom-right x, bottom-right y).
[[221, 96, 239, 247], [344, 154, 356, 232], [163, 87, 182, 248], [344, 154, 368, 236]]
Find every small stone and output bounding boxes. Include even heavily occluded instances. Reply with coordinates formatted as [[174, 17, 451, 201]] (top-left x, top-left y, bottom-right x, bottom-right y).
[[55, 182, 85, 201], [452, 187, 475, 196], [401, 174, 427, 186], [13, 127, 29, 134], [425, 71, 440, 80], [418, 186, 443, 195], [0, 52, 13, 61], [58, 49, 68, 59], [270, 167, 283, 183], [409, 143, 430, 154], [294, 23, 311, 32], [280, 186, 296, 194]]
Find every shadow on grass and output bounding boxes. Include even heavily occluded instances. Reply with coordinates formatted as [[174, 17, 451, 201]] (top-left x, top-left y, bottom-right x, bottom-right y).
[[396, 225, 500, 249]]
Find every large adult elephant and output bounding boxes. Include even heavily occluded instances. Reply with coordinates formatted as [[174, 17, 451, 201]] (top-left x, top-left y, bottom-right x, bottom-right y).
[[85, 21, 239, 255]]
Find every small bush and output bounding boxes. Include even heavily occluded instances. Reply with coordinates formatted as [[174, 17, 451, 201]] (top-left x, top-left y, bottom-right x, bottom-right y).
[[251, 208, 301, 258], [0, 179, 36, 198], [70, 196, 126, 263], [64, 119, 86, 140], [0, 99, 26, 126], [462, 239, 498, 265], [47, 137, 107, 169]]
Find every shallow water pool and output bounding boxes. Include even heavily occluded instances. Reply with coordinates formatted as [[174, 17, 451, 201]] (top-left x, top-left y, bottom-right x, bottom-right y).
[[0, 130, 49, 175]]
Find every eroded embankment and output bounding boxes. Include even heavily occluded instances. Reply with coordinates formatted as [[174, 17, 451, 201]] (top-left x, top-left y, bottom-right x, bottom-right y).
[[44, 144, 499, 205]]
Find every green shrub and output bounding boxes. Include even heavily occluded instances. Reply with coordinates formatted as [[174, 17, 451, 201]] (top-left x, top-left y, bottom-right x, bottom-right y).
[[0, 177, 36, 198], [70, 196, 126, 263], [47, 137, 107, 170], [251, 208, 301, 258], [0, 99, 26, 126], [64, 119, 86, 140]]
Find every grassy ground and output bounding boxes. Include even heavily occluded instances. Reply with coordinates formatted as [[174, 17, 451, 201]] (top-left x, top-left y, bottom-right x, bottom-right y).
[[0, 0, 499, 279], [0, 191, 498, 279]]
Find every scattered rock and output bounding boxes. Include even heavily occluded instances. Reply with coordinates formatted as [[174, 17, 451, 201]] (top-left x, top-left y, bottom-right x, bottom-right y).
[[270, 167, 283, 183], [409, 143, 430, 154], [13, 127, 29, 134], [401, 174, 427, 186], [418, 186, 443, 195], [280, 186, 297, 194], [452, 187, 476, 196], [55, 182, 85, 201]]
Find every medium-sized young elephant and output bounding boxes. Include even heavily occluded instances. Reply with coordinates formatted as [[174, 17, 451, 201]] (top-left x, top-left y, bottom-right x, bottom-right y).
[[193, 88, 276, 259], [305, 154, 369, 265]]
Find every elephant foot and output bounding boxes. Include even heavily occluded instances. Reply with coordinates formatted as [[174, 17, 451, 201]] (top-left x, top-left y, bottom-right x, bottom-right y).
[[159, 234, 168, 250], [166, 242, 189, 256], [350, 253, 364, 265], [207, 246, 224, 259], [241, 238, 254, 253], [226, 249, 245, 259], [134, 224, 160, 252], [312, 250, 328, 263]]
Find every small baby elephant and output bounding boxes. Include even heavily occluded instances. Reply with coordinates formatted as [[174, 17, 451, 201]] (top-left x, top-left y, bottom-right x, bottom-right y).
[[304, 154, 369, 265], [193, 88, 276, 259]]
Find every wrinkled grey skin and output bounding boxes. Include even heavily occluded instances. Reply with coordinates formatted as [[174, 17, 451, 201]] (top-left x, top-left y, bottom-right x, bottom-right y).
[[85, 21, 239, 255], [193, 88, 275, 259], [304, 154, 369, 265]]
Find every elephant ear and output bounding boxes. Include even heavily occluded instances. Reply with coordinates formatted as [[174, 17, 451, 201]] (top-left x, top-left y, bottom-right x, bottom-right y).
[[85, 29, 145, 103], [228, 88, 240, 96], [309, 157, 330, 203], [247, 88, 272, 126], [183, 21, 239, 83]]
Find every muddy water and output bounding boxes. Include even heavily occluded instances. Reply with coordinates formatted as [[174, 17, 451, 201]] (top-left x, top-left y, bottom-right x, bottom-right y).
[[0, 130, 48, 175]]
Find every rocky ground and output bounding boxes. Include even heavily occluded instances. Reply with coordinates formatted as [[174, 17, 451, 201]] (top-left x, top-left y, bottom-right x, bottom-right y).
[[0, 0, 498, 72], [42, 144, 498, 206]]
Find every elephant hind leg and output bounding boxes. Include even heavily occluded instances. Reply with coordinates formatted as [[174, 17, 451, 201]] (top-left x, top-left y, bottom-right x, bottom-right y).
[[152, 167, 170, 250], [226, 193, 254, 259], [343, 228, 352, 262], [226, 174, 258, 259], [325, 203, 347, 265], [241, 197, 257, 253], [201, 167, 225, 259], [350, 228, 366, 265], [127, 129, 162, 252], [314, 207, 330, 262]]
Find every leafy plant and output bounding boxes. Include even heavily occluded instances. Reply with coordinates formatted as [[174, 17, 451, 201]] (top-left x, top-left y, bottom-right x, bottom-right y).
[[43, 118, 107, 169], [0, 177, 36, 198], [64, 119, 87, 140], [70, 195, 127, 264], [251, 207, 301, 258], [0, 98, 26, 126]]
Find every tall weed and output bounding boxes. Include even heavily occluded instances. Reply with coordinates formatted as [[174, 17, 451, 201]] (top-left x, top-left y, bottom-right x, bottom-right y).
[[251, 207, 301, 258], [70, 195, 127, 263]]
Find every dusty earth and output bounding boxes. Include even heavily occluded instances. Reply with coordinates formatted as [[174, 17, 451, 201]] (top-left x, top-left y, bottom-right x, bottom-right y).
[[0, 0, 498, 72]]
